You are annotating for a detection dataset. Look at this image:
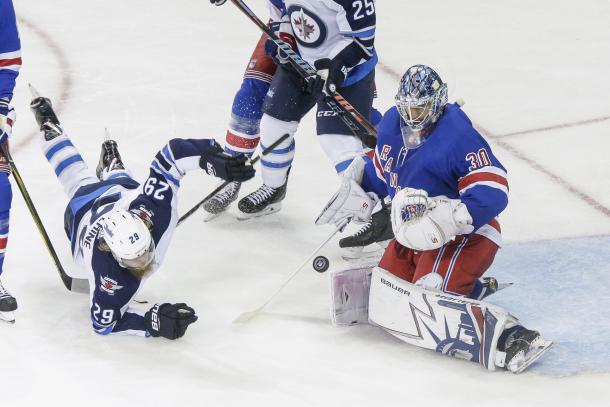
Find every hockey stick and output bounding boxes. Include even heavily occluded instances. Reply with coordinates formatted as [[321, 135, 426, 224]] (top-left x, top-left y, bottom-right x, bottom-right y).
[[177, 133, 290, 226], [233, 218, 349, 324], [228, 0, 378, 148], [0, 144, 88, 293]]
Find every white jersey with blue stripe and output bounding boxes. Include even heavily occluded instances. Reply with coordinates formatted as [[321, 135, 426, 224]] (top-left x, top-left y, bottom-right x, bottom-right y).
[[283, 0, 377, 86], [65, 138, 215, 336]]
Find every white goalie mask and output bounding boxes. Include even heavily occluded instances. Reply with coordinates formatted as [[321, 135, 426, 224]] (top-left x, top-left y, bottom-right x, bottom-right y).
[[100, 209, 155, 273]]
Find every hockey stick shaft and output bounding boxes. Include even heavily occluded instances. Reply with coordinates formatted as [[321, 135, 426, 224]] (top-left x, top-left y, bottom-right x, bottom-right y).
[[228, 0, 377, 148], [233, 218, 349, 324], [177, 133, 290, 226], [0, 144, 88, 293]]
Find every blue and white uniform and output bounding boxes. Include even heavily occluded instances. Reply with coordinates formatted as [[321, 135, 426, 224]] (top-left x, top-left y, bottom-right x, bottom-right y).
[[41, 134, 216, 335], [0, 0, 21, 277], [257, 0, 378, 188], [362, 103, 508, 246], [283, 0, 376, 87]]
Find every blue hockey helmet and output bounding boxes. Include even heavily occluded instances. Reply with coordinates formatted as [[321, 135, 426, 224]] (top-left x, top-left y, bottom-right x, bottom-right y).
[[395, 65, 448, 147]]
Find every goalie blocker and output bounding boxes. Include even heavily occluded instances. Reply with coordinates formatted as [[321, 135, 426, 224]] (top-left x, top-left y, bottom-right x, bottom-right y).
[[330, 265, 552, 373]]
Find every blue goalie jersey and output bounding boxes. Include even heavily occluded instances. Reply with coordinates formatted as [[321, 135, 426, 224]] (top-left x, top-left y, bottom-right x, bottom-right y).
[[362, 103, 508, 246]]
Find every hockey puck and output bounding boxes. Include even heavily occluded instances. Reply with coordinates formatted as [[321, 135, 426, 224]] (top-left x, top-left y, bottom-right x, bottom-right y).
[[312, 255, 330, 273]]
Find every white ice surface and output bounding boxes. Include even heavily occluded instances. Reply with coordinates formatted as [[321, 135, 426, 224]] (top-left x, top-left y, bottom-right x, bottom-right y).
[[2, 0, 610, 406]]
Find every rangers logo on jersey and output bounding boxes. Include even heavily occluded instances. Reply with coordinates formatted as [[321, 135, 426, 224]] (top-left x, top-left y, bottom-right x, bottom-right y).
[[287, 5, 326, 48]]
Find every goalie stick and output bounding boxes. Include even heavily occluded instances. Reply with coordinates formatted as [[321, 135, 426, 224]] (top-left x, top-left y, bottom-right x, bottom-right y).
[[233, 218, 349, 324], [228, 0, 378, 149], [0, 144, 88, 293], [177, 133, 290, 226]]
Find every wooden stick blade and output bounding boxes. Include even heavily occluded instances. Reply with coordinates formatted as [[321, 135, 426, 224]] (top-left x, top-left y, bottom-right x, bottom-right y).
[[233, 307, 263, 324]]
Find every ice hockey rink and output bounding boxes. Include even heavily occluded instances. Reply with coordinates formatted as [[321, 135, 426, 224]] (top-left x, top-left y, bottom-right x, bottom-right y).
[[3, 0, 610, 405]]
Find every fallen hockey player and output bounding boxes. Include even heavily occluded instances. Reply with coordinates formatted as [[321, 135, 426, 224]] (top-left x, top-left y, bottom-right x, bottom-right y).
[[316, 65, 552, 373], [29, 90, 254, 338]]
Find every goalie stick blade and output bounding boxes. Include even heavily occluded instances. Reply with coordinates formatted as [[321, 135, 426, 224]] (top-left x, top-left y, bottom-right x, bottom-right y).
[[69, 277, 90, 294]]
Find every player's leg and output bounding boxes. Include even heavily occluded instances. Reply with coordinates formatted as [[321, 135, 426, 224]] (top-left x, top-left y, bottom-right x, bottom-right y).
[[204, 34, 278, 218], [237, 66, 317, 219], [0, 171, 16, 321], [31, 96, 98, 199], [377, 239, 417, 282], [411, 234, 499, 296]]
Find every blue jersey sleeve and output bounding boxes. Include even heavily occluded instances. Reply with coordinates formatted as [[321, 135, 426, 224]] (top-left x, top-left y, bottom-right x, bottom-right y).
[[446, 108, 509, 230], [0, 0, 21, 100]]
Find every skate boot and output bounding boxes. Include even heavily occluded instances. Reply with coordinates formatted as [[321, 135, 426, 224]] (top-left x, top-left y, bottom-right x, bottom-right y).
[[96, 140, 125, 180], [339, 204, 393, 262], [29, 85, 63, 141], [0, 279, 17, 323], [500, 326, 553, 373], [202, 181, 241, 221], [237, 183, 287, 220]]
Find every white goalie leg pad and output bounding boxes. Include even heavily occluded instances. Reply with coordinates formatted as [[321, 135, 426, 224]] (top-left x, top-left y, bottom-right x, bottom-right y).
[[368, 267, 518, 370], [329, 264, 375, 326]]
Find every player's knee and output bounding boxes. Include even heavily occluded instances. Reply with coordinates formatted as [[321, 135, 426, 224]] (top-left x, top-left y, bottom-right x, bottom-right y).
[[260, 114, 298, 140], [318, 133, 365, 174]]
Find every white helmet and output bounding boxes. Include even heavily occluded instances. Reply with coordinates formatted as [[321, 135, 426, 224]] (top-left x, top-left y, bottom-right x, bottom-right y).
[[101, 209, 155, 272]]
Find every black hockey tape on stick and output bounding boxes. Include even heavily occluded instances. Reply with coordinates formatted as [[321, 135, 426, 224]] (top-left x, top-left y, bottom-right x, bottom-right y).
[[228, 0, 377, 148], [0, 144, 88, 293], [177, 133, 290, 226]]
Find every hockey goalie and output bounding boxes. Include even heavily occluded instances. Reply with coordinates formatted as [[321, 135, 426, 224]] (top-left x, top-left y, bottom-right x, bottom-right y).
[[316, 65, 552, 373]]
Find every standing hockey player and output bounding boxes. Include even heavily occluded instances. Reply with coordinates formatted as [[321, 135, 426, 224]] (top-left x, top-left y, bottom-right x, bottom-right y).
[[212, 0, 377, 220], [0, 0, 21, 323], [318, 65, 551, 373], [29, 92, 254, 338], [204, 0, 384, 224], [202, 0, 285, 220]]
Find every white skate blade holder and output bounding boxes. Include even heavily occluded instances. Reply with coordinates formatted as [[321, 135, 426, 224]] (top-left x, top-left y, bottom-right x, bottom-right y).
[[0, 311, 15, 324], [237, 203, 282, 221], [507, 339, 554, 374]]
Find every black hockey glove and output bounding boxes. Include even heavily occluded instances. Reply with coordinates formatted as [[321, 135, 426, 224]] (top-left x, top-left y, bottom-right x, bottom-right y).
[[200, 143, 255, 182], [209, 0, 227, 6], [145, 303, 198, 340], [311, 40, 371, 97]]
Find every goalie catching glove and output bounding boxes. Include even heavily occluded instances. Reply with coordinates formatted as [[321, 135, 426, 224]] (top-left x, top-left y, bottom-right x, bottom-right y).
[[316, 157, 379, 228], [391, 188, 474, 251], [145, 303, 198, 340], [199, 142, 255, 182]]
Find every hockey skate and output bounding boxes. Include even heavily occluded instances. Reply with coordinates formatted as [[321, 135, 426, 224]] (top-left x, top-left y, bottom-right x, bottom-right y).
[[237, 183, 286, 220], [29, 85, 63, 141], [0, 279, 17, 323], [339, 204, 393, 262], [96, 139, 125, 180], [202, 181, 241, 222], [500, 327, 553, 374]]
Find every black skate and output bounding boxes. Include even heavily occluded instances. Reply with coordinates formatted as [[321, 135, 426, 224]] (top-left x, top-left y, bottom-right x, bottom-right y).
[[339, 204, 393, 262], [500, 326, 553, 374], [0, 279, 17, 323], [29, 85, 63, 141], [202, 181, 241, 222], [237, 183, 287, 220], [96, 140, 125, 180]]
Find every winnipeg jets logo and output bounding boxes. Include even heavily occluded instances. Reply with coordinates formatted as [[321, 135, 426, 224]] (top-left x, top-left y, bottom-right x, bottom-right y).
[[100, 276, 123, 295], [288, 6, 326, 48], [293, 15, 315, 40]]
